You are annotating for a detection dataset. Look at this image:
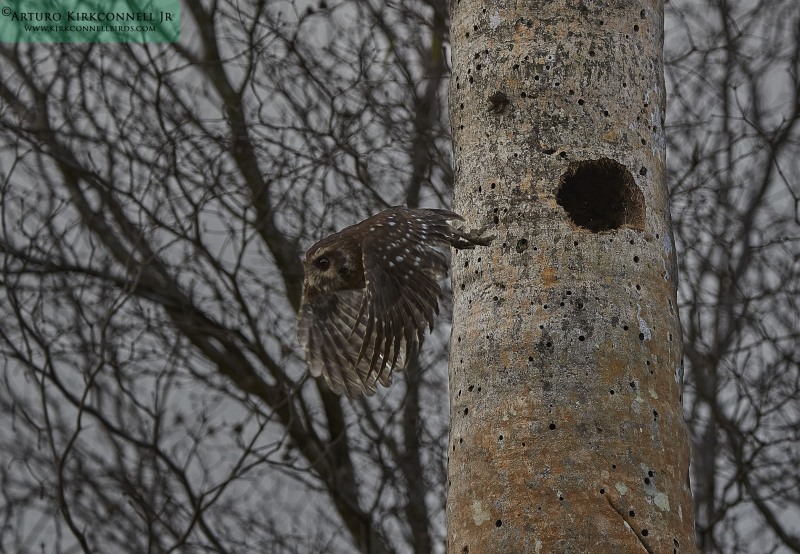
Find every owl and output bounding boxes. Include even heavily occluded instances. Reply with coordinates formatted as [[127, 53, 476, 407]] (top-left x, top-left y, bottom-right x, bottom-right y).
[[297, 206, 492, 397]]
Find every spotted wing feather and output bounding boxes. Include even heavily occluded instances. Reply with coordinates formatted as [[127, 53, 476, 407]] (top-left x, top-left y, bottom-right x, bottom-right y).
[[355, 208, 459, 388]]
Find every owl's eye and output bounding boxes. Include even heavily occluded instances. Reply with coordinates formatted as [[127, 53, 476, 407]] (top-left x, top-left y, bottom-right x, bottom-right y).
[[316, 256, 331, 270]]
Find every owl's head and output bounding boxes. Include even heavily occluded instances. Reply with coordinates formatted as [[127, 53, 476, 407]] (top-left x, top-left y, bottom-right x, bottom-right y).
[[302, 237, 361, 295]]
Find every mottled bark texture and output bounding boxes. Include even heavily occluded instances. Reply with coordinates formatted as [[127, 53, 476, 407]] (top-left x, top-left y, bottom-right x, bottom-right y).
[[447, 0, 696, 552]]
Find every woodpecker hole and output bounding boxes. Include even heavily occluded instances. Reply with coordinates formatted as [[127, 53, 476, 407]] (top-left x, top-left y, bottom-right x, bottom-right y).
[[557, 158, 645, 232]]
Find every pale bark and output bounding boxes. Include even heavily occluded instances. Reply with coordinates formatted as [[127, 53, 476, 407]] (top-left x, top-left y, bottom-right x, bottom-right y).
[[447, 0, 696, 551]]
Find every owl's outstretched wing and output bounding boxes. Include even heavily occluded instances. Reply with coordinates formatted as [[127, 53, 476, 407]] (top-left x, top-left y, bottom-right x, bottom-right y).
[[355, 208, 464, 389], [297, 289, 380, 397]]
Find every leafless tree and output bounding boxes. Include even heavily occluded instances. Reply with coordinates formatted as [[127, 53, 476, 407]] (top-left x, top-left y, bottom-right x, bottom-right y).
[[0, 0, 797, 553], [667, 0, 800, 552], [0, 0, 451, 552]]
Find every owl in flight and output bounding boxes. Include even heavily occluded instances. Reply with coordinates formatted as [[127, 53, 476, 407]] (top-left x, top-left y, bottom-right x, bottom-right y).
[[297, 207, 492, 397]]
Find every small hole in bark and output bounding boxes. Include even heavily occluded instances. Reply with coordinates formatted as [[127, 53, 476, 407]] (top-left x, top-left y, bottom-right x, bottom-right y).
[[609, 389, 615, 395], [557, 158, 646, 232], [623, 325, 629, 331], [463, 407, 469, 415], [629, 510, 636, 517], [644, 477, 651, 484], [549, 422, 556, 430], [600, 488, 605, 494], [578, 98, 585, 105], [578, 335, 585, 341], [639, 332, 645, 341], [639, 166, 647, 176], [516, 238, 529, 252], [642, 529, 649, 537], [495, 519, 502, 527]]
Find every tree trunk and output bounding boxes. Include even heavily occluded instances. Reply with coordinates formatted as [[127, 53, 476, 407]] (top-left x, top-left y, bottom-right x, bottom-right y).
[[446, 0, 697, 552]]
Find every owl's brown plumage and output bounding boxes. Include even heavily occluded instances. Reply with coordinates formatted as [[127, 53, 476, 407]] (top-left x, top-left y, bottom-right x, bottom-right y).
[[297, 206, 492, 397]]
